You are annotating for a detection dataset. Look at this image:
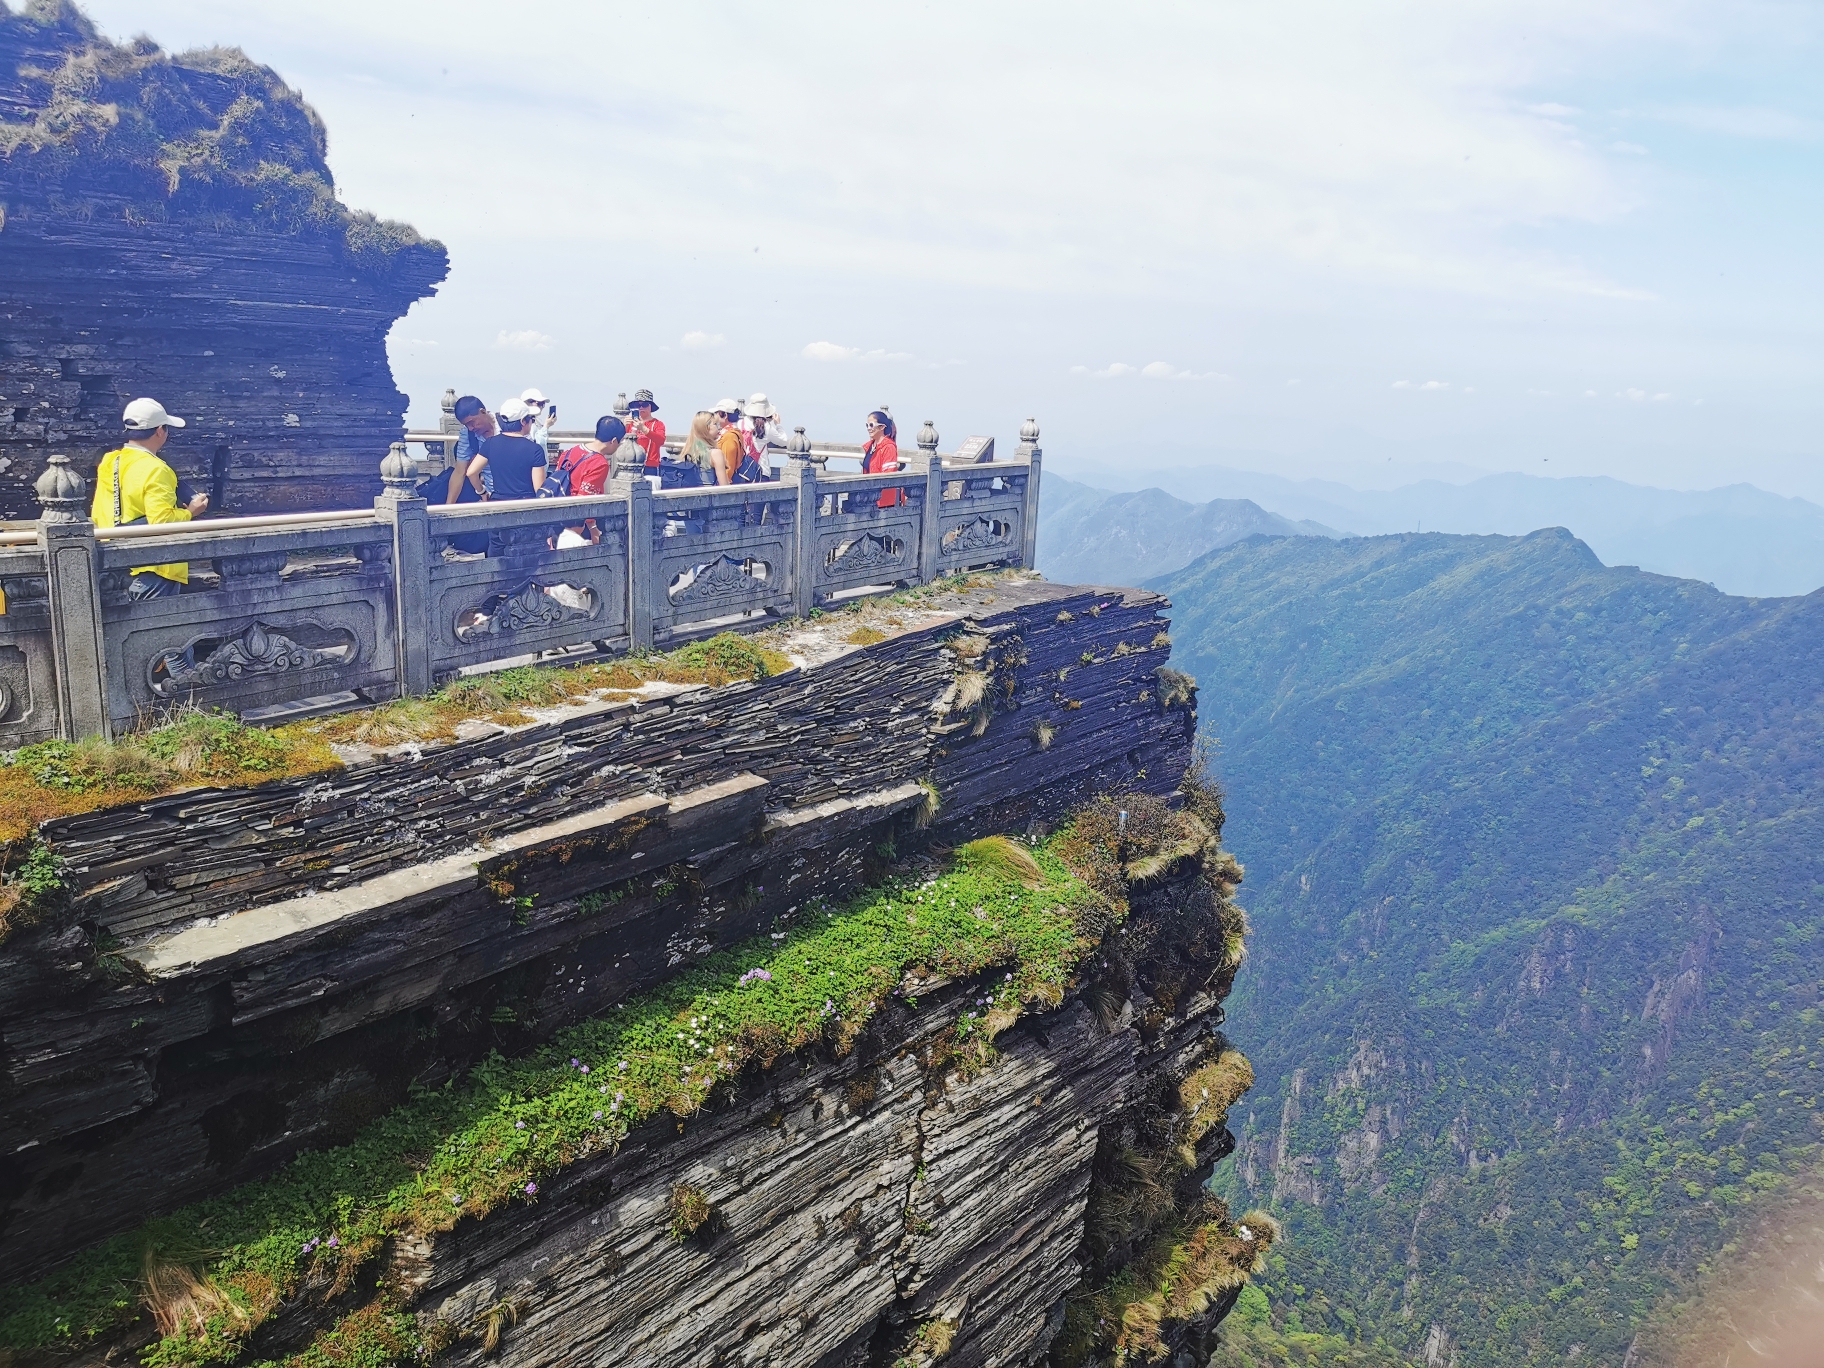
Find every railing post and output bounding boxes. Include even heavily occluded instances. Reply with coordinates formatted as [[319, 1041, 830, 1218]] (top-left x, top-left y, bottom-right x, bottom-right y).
[[625, 472, 655, 650], [916, 419, 942, 585], [781, 447, 818, 618], [375, 443, 433, 697], [1016, 416, 1043, 569], [36, 453, 110, 740]]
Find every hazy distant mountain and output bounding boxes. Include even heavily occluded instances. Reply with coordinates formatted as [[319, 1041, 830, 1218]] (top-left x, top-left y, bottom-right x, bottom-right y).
[[1161, 529, 1824, 1366], [1037, 474, 1341, 585], [1107, 465, 1824, 598]]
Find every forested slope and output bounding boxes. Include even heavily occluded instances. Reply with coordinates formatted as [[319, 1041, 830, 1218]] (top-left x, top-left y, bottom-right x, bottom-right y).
[[1154, 529, 1824, 1366]]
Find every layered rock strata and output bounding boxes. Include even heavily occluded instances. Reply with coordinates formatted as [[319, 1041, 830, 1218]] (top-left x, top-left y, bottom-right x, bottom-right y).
[[397, 859, 1242, 1368], [0, 581, 1195, 1281], [18, 797, 1250, 1368], [0, 215, 445, 518]]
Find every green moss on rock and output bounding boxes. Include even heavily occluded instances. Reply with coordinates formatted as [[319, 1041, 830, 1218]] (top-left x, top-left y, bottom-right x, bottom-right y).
[[0, 0, 442, 276]]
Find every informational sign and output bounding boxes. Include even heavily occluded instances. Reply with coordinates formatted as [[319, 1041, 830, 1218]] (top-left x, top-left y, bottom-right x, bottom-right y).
[[951, 436, 995, 464]]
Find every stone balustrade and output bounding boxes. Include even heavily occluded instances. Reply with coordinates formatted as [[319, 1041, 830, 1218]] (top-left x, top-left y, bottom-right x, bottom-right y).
[[0, 422, 1042, 743]]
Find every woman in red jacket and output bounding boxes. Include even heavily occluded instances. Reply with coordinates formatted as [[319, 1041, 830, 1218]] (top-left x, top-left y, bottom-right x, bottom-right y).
[[863, 409, 903, 508]]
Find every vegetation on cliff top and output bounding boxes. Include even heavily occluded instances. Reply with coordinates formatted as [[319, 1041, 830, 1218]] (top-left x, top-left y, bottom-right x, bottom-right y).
[[0, 795, 1232, 1368], [1158, 528, 1824, 1366], [0, 574, 997, 936], [0, 0, 441, 277], [0, 629, 786, 863]]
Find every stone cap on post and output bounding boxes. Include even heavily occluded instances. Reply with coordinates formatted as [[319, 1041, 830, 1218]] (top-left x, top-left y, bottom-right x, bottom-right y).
[[784, 426, 822, 467], [1015, 417, 1041, 460], [377, 442, 421, 504], [36, 452, 89, 525]]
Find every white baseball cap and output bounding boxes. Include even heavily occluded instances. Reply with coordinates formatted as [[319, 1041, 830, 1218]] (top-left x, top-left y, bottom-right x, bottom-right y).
[[498, 397, 535, 423], [713, 397, 742, 416], [123, 397, 186, 430], [521, 388, 550, 406]]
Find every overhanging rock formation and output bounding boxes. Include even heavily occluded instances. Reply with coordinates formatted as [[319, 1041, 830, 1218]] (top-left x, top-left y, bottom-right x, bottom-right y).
[[0, 1, 447, 518], [0, 580, 1264, 1367]]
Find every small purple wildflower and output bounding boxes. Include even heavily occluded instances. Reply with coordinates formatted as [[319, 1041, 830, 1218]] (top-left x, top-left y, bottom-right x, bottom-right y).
[[570, 1058, 580, 1068], [515, 1120, 526, 1130], [738, 968, 773, 986], [525, 1182, 537, 1195], [579, 1065, 589, 1074], [327, 1235, 338, 1248], [594, 1110, 604, 1120]]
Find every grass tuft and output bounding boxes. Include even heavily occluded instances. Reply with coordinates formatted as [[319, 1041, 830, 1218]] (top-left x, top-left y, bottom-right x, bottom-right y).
[[956, 835, 1045, 889], [667, 1185, 715, 1242], [1154, 665, 1197, 709]]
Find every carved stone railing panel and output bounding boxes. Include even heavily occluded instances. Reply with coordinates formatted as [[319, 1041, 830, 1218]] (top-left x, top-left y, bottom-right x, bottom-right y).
[[646, 484, 799, 643], [424, 497, 632, 675], [936, 464, 1028, 572], [810, 471, 927, 598], [100, 577, 397, 731], [0, 546, 60, 746]]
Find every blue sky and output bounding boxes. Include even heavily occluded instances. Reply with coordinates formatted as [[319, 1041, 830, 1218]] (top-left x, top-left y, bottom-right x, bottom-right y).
[[79, 0, 1824, 498]]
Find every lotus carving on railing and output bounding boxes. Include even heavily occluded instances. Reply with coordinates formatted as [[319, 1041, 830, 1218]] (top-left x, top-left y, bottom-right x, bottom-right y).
[[942, 515, 1015, 555], [149, 621, 358, 696], [824, 532, 906, 575], [455, 581, 601, 642], [669, 555, 771, 605]]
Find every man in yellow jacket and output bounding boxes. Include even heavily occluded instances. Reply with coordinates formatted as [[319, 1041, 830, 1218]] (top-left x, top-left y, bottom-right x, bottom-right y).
[[92, 397, 209, 598]]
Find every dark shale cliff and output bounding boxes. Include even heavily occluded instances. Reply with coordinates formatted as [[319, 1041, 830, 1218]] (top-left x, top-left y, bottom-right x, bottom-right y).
[[0, 0, 446, 518], [0, 581, 1267, 1367]]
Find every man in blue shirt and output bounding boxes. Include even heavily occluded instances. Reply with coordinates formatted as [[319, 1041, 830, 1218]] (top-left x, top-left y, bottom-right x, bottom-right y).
[[449, 395, 498, 499]]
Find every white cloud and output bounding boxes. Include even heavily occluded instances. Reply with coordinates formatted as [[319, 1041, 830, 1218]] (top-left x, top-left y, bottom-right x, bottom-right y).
[[1609, 140, 1649, 155], [802, 340, 913, 362], [681, 331, 726, 350], [1528, 102, 1582, 116], [1071, 362, 1137, 379], [1392, 379, 1450, 390], [1619, 387, 1646, 400], [1527, 388, 1553, 396], [494, 329, 553, 351], [1138, 360, 1228, 380], [1584, 390, 1599, 397]]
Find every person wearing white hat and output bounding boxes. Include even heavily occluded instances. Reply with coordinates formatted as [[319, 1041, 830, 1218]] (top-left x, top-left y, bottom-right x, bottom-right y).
[[91, 398, 207, 598], [466, 397, 548, 503], [711, 399, 745, 486], [521, 387, 555, 450], [740, 394, 783, 472]]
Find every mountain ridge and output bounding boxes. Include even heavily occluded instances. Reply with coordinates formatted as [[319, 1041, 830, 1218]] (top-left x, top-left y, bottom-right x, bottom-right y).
[[1037, 474, 1342, 587], [1051, 464, 1824, 598]]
